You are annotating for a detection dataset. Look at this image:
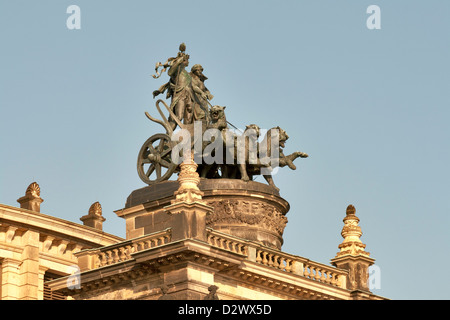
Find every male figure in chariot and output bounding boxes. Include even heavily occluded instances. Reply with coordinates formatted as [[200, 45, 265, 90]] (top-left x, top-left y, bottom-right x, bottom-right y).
[[190, 63, 214, 124]]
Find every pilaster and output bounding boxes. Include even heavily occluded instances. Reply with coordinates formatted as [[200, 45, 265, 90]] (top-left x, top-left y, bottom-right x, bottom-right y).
[[1, 258, 22, 300], [19, 229, 40, 299], [37, 266, 49, 300]]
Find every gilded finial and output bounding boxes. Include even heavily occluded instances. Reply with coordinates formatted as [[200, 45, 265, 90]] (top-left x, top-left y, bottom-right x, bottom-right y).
[[335, 205, 370, 258]]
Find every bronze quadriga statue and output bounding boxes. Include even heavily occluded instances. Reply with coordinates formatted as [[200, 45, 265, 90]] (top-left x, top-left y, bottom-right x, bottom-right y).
[[137, 43, 308, 189]]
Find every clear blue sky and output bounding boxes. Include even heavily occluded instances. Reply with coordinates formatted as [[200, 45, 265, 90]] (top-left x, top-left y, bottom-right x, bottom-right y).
[[1, 1, 449, 300]]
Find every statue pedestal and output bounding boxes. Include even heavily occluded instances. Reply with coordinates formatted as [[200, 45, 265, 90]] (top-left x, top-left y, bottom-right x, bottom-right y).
[[115, 179, 290, 250]]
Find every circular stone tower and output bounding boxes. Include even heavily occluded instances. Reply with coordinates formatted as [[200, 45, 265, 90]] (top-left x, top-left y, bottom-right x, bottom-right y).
[[120, 179, 290, 250]]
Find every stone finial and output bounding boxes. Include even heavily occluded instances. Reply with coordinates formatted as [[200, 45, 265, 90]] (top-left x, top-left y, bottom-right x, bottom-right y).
[[80, 202, 106, 231], [172, 153, 204, 204], [334, 205, 370, 258], [17, 182, 44, 212], [331, 205, 375, 292]]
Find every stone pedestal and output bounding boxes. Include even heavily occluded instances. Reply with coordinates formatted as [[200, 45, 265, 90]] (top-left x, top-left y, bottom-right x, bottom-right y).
[[115, 179, 290, 249], [164, 201, 212, 242], [330, 255, 374, 291]]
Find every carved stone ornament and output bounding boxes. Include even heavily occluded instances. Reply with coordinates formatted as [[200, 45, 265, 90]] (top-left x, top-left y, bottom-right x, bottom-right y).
[[172, 153, 205, 204], [25, 182, 41, 198], [88, 202, 103, 216], [206, 199, 287, 236], [17, 181, 44, 212]]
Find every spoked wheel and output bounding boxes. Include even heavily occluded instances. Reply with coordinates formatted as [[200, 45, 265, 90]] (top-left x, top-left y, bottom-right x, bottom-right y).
[[137, 133, 177, 184]]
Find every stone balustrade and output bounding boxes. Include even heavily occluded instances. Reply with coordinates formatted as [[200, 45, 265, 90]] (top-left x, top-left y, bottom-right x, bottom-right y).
[[254, 248, 346, 288], [303, 261, 342, 287], [206, 229, 247, 256], [206, 228, 347, 289], [95, 229, 172, 268], [255, 248, 297, 273], [76, 228, 172, 270], [77, 227, 346, 289]]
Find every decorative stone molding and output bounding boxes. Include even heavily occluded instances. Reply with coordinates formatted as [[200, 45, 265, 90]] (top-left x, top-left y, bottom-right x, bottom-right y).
[[206, 199, 287, 236], [41, 235, 55, 252], [172, 153, 205, 205], [4, 225, 19, 243], [204, 196, 287, 250]]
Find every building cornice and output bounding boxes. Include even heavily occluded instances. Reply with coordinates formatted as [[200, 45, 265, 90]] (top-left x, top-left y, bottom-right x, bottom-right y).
[[0, 203, 123, 247]]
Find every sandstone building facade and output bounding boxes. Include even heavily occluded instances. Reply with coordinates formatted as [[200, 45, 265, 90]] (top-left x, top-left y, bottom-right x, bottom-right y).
[[0, 182, 122, 300], [1, 158, 386, 300]]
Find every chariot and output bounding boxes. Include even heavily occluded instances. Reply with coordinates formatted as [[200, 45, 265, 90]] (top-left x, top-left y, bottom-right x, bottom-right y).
[[137, 99, 308, 188], [137, 99, 191, 185]]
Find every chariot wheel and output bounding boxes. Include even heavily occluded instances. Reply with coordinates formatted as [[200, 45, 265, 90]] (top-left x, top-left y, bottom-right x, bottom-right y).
[[137, 133, 177, 184]]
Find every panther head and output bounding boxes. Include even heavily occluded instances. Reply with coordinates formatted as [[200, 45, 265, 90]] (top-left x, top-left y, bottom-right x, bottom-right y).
[[210, 105, 226, 122], [274, 126, 289, 149]]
